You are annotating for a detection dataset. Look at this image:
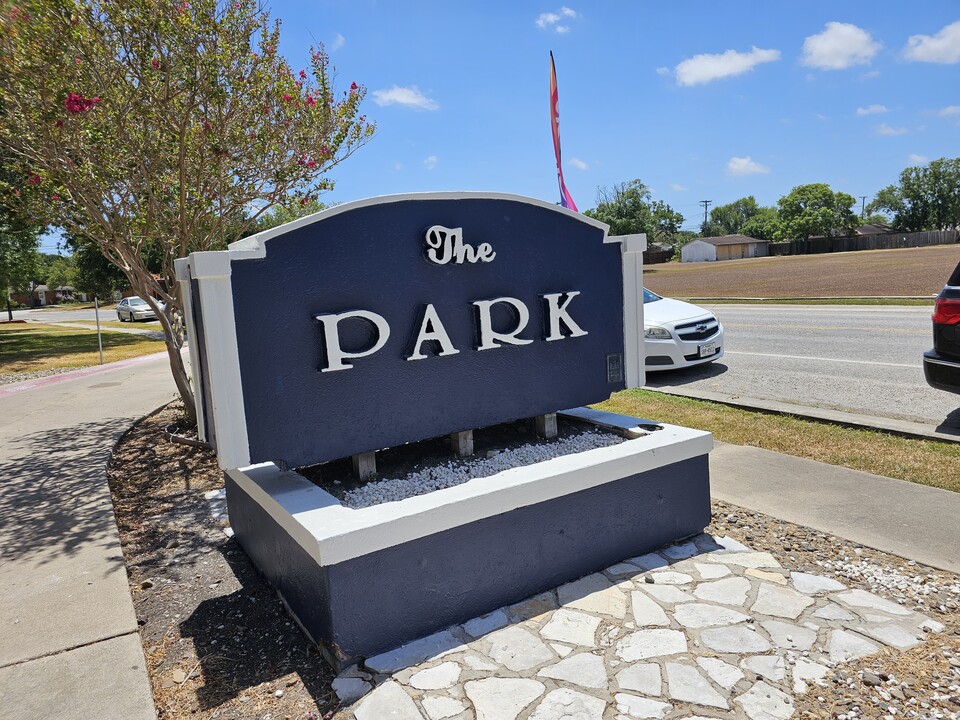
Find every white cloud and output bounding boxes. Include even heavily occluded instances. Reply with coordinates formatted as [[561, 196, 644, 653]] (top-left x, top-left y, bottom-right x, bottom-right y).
[[656, 66, 671, 76], [670, 183, 687, 192], [904, 21, 960, 63], [674, 46, 780, 86], [938, 105, 960, 118], [876, 123, 908, 136], [372, 85, 439, 111], [536, 7, 578, 33], [801, 22, 881, 70], [330, 33, 346, 51], [393, 162, 403, 171], [423, 155, 438, 170], [856, 104, 888, 116], [908, 153, 929, 164], [569, 157, 588, 170], [726, 156, 770, 176], [861, 70, 881, 79], [814, 113, 830, 121]]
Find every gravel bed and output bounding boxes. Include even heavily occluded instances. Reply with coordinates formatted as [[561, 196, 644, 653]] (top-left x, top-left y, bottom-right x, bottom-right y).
[[0, 367, 79, 386], [340, 429, 624, 509]]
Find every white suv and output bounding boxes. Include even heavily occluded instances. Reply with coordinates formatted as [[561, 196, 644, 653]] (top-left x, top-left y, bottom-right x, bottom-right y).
[[643, 288, 724, 371]]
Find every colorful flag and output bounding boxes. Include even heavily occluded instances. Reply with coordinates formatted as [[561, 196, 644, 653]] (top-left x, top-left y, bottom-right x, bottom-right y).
[[549, 51, 578, 212]]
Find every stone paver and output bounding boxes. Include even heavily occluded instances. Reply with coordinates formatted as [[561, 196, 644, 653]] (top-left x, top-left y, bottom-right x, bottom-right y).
[[537, 652, 608, 689], [615, 663, 662, 695], [341, 535, 943, 720], [529, 687, 605, 720], [464, 677, 544, 720], [540, 608, 601, 646]]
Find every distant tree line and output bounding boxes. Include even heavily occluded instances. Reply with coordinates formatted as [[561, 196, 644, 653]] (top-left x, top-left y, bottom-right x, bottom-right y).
[[584, 156, 960, 254]]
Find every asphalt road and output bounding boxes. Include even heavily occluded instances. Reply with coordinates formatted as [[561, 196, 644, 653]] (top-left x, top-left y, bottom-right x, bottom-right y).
[[11, 305, 160, 326], [645, 303, 960, 429]]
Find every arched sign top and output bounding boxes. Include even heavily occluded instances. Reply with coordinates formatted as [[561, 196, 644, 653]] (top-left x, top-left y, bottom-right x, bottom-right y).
[[229, 191, 612, 259], [181, 192, 642, 470]]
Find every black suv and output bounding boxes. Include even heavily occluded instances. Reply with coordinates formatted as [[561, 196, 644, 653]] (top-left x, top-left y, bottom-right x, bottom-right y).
[[923, 259, 960, 394]]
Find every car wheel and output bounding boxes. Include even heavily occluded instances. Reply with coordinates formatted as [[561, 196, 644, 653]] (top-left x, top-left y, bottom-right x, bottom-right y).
[[117, 312, 124, 322]]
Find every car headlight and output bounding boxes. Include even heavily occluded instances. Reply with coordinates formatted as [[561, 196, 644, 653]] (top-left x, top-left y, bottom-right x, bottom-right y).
[[644, 326, 672, 339]]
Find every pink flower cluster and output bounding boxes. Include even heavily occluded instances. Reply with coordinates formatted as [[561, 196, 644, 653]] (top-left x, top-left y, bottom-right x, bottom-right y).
[[64, 92, 100, 114]]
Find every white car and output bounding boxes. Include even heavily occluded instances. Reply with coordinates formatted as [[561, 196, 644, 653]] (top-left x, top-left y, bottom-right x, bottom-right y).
[[117, 296, 163, 322], [643, 288, 724, 371]]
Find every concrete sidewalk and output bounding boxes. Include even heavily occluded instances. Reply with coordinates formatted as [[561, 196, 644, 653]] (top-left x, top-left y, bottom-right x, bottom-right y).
[[0, 357, 178, 720], [710, 441, 960, 574]]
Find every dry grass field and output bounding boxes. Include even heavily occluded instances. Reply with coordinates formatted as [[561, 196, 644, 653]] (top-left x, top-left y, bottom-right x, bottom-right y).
[[644, 244, 960, 299]]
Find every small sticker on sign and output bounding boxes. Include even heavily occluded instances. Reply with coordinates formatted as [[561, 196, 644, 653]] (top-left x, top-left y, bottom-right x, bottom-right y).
[[606, 353, 623, 383]]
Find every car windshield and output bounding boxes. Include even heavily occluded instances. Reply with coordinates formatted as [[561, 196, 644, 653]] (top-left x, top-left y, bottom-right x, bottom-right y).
[[129, 297, 147, 306], [642, 288, 662, 304]]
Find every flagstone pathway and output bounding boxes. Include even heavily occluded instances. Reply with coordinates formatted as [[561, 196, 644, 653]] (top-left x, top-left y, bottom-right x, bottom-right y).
[[336, 534, 944, 720]]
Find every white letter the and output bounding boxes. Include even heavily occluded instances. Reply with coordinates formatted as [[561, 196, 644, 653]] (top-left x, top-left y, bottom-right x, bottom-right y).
[[543, 291, 588, 341], [315, 310, 391, 372], [473, 297, 533, 350], [407, 304, 460, 360]]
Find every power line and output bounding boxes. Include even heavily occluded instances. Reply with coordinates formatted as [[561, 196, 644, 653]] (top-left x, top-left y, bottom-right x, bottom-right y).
[[698, 200, 712, 226]]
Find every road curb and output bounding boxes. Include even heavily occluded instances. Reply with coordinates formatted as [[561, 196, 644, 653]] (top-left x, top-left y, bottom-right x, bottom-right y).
[[647, 387, 960, 444]]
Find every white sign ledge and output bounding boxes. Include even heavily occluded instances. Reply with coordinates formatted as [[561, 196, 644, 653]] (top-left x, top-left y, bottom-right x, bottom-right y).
[[226, 422, 713, 566]]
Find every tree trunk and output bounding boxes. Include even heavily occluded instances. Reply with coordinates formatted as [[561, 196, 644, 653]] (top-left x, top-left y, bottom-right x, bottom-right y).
[[165, 335, 198, 425], [5, 296, 12, 322]]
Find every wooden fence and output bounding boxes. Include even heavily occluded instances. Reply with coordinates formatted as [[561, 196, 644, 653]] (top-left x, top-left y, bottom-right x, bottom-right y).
[[767, 229, 958, 256], [643, 248, 675, 264]]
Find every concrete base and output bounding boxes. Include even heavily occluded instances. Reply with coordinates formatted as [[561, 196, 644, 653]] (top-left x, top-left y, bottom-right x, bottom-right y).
[[225, 412, 712, 669]]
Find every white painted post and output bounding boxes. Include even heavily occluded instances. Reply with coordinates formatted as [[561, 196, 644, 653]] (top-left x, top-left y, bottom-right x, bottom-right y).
[[187, 252, 251, 468], [352, 451, 377, 481], [450, 430, 474, 457], [613, 234, 647, 390], [174, 258, 207, 443], [535, 413, 558, 439]]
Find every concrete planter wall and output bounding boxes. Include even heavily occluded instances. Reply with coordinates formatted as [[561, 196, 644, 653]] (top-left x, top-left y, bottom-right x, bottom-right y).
[[225, 414, 712, 669]]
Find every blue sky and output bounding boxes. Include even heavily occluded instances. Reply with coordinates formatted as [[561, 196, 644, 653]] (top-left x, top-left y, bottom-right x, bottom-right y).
[[265, 0, 959, 234], [37, 3, 960, 250]]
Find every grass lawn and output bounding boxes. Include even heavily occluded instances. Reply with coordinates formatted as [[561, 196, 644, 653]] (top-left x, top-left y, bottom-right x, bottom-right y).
[[645, 244, 960, 300], [596, 389, 960, 494], [61, 319, 161, 331], [0, 322, 166, 375]]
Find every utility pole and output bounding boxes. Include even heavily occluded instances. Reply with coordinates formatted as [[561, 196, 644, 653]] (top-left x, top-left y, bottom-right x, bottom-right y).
[[859, 195, 867, 219], [699, 200, 712, 228]]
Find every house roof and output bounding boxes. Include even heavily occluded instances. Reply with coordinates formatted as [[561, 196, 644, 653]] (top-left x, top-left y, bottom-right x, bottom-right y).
[[856, 223, 894, 235], [696, 234, 767, 246]]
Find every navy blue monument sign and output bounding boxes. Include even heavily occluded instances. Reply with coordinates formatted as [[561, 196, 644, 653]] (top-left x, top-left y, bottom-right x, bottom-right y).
[[177, 194, 719, 668], [183, 193, 636, 470]]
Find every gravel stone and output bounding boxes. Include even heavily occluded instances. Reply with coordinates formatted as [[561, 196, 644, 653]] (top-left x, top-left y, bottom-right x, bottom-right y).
[[341, 430, 623, 508]]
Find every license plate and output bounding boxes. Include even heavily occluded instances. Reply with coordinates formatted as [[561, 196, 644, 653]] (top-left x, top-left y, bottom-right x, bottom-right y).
[[699, 342, 718, 358]]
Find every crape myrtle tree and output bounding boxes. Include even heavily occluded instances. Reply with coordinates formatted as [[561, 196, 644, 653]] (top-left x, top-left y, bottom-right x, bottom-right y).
[[0, 149, 45, 318], [0, 0, 374, 422]]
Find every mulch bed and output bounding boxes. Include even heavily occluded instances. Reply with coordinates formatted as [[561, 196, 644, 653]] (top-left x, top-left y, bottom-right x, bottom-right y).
[[108, 403, 959, 719]]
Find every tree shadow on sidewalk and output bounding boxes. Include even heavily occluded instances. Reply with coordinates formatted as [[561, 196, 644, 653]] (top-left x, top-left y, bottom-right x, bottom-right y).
[[0, 418, 130, 570]]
